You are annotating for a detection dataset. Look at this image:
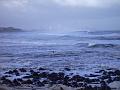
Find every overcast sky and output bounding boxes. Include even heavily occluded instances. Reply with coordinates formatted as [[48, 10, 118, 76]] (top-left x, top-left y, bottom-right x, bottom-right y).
[[0, 0, 120, 32]]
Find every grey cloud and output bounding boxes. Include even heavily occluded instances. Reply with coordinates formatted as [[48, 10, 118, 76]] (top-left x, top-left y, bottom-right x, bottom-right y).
[[0, 0, 120, 31]]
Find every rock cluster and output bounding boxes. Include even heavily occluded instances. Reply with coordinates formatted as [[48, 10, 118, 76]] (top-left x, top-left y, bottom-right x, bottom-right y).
[[0, 68, 120, 90]]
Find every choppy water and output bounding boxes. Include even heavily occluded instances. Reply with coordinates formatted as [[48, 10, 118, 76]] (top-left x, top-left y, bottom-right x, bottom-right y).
[[0, 30, 120, 75]]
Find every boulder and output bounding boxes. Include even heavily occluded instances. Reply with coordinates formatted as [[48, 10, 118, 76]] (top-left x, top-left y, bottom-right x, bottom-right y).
[[19, 68, 27, 72]]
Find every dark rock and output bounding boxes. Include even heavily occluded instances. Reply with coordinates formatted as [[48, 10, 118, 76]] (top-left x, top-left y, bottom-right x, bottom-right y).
[[89, 79, 100, 83], [30, 70, 35, 74], [31, 72, 40, 79], [13, 69, 20, 76], [99, 86, 111, 90], [113, 76, 120, 81], [107, 77, 113, 83], [13, 69, 19, 73], [63, 75, 70, 86], [13, 79, 21, 86], [102, 71, 107, 75], [71, 81, 78, 87], [15, 72, 20, 76], [64, 68, 71, 71], [36, 81, 45, 87], [88, 74, 100, 77], [108, 71, 116, 76], [78, 82, 84, 87], [32, 78, 39, 83], [84, 85, 93, 90], [23, 75, 32, 78], [22, 79, 33, 84], [42, 80, 49, 84], [39, 67, 46, 70], [48, 73, 59, 81], [93, 86, 98, 90], [114, 70, 120, 75], [84, 78, 91, 83], [100, 81, 106, 86], [1, 76, 6, 80], [39, 72, 49, 78], [71, 75, 85, 82], [100, 75, 111, 80], [3, 75, 11, 78], [58, 72, 65, 79], [2, 79, 13, 86], [19, 68, 27, 72], [17, 78, 23, 82], [5, 70, 13, 74]]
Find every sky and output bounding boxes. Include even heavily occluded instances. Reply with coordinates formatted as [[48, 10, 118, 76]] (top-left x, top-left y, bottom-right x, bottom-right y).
[[0, 0, 120, 32]]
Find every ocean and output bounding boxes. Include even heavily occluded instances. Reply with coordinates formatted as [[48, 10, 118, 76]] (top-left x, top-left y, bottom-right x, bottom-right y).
[[0, 30, 120, 75]]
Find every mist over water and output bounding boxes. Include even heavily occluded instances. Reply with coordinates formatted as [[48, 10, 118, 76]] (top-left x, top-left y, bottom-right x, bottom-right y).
[[0, 30, 120, 75]]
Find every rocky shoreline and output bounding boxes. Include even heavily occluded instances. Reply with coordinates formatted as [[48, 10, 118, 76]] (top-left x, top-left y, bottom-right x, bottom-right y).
[[0, 67, 120, 90]]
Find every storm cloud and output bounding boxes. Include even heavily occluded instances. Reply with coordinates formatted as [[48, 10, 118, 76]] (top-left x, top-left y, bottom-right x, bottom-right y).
[[0, 0, 120, 32]]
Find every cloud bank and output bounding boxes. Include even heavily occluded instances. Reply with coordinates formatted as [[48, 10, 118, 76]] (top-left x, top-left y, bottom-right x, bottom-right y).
[[53, 0, 120, 7], [1, 0, 120, 9], [0, 0, 120, 31]]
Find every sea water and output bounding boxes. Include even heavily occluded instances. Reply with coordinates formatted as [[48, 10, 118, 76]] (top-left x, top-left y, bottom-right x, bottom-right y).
[[0, 30, 120, 75]]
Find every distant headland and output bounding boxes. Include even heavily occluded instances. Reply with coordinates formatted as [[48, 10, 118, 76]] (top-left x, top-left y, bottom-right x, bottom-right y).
[[0, 27, 23, 32]]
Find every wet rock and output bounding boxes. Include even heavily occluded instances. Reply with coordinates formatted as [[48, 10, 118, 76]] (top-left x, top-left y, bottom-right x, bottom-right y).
[[107, 77, 113, 83], [100, 75, 111, 80], [113, 76, 120, 81], [71, 75, 85, 82], [42, 80, 49, 84], [39, 72, 48, 78], [84, 78, 91, 83], [31, 72, 40, 79], [99, 85, 111, 90], [84, 85, 93, 90], [58, 72, 65, 79], [30, 69, 35, 74], [13, 69, 20, 76], [13, 69, 18, 73], [114, 70, 120, 76], [100, 81, 107, 86], [89, 78, 100, 83], [108, 71, 116, 76], [64, 68, 71, 71], [2, 79, 13, 86], [1, 76, 6, 80], [63, 76, 70, 86], [19, 68, 27, 72], [17, 78, 23, 82], [48, 73, 59, 82], [92, 86, 98, 90], [5, 70, 13, 74], [22, 79, 33, 84], [23, 75, 32, 78], [71, 81, 78, 87], [36, 81, 45, 87], [102, 71, 107, 75], [39, 67, 46, 70], [13, 79, 21, 86], [100, 81, 111, 90], [77, 82, 84, 87], [87, 74, 100, 77]]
